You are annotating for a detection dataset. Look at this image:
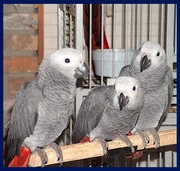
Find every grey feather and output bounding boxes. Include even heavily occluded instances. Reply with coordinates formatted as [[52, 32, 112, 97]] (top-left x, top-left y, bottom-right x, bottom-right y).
[[6, 48, 88, 165], [72, 76, 145, 143], [7, 80, 41, 164], [156, 66, 174, 130], [72, 86, 111, 143], [119, 41, 174, 145]]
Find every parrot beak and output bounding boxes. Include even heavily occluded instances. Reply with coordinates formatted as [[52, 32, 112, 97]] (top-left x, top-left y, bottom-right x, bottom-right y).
[[74, 62, 89, 79], [118, 93, 129, 110], [140, 55, 151, 72]]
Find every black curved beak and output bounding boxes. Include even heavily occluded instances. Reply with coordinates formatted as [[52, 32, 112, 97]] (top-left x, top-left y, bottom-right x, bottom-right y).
[[140, 55, 151, 72], [74, 62, 89, 79], [118, 93, 129, 111]]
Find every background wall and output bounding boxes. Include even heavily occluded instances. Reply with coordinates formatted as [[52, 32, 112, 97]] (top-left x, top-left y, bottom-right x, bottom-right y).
[[3, 4, 44, 148], [44, 4, 58, 56], [105, 4, 166, 49], [3, 4, 40, 100]]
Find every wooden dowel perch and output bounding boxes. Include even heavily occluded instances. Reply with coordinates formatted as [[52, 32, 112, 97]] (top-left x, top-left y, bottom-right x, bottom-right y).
[[28, 129, 176, 167]]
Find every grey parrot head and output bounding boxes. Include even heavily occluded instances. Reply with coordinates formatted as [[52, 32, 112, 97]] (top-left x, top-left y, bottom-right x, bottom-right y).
[[46, 48, 89, 80], [131, 41, 166, 73], [115, 76, 144, 111]]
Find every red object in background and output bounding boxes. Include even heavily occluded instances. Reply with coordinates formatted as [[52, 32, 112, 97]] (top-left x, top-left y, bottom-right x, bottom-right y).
[[102, 30, 110, 49], [8, 146, 31, 167], [83, 4, 109, 74], [83, 4, 110, 50]]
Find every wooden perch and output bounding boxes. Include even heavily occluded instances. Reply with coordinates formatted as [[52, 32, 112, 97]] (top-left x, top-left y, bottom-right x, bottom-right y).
[[28, 129, 176, 167]]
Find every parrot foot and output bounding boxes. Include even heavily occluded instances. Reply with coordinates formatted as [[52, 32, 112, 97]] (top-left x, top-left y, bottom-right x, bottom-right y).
[[113, 134, 135, 153], [45, 142, 63, 166], [92, 136, 108, 155], [148, 128, 160, 148], [136, 129, 150, 148], [32, 148, 48, 167]]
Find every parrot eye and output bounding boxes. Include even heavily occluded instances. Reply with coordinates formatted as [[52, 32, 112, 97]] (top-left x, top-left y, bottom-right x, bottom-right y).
[[156, 52, 160, 56], [65, 58, 70, 63], [132, 86, 136, 91]]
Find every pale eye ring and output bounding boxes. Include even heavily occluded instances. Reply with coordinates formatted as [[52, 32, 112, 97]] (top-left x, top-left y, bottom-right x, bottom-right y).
[[65, 58, 70, 63]]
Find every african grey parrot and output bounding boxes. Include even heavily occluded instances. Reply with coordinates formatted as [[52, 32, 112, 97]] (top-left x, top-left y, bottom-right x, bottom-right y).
[[5, 48, 89, 167], [72, 76, 145, 154], [119, 41, 174, 148]]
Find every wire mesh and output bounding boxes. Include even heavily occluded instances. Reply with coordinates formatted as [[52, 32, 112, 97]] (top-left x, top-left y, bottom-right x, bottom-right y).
[[58, 4, 177, 167]]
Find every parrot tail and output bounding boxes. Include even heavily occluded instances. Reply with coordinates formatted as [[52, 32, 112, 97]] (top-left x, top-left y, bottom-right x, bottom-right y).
[[79, 136, 90, 143], [126, 131, 144, 159], [8, 146, 31, 167]]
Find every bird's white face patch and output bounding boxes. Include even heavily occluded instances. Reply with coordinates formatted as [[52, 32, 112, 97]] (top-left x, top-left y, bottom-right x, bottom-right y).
[[115, 77, 139, 95], [46, 48, 86, 79], [52, 48, 84, 69], [115, 76, 140, 107], [135, 41, 166, 70]]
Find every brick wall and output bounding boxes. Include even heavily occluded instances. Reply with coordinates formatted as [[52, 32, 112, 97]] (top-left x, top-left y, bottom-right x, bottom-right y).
[[3, 4, 43, 100], [3, 4, 43, 143]]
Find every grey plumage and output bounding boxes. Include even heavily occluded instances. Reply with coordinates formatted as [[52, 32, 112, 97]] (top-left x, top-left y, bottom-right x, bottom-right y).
[[72, 76, 145, 148], [6, 48, 88, 165], [119, 41, 174, 147]]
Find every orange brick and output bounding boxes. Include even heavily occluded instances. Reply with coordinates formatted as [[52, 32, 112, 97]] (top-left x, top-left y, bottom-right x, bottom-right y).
[[10, 35, 38, 50], [8, 76, 35, 96], [4, 57, 39, 74]]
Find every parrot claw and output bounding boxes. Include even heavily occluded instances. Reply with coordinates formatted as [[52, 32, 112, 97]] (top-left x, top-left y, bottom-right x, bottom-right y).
[[148, 128, 160, 148], [45, 142, 63, 166], [137, 128, 160, 149], [136, 129, 150, 148], [143, 132, 150, 145], [113, 134, 135, 153], [92, 136, 108, 155], [32, 148, 48, 167], [153, 141, 160, 149]]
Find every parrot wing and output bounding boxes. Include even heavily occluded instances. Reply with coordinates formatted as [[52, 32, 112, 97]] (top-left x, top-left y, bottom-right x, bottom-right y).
[[72, 86, 112, 143], [157, 66, 174, 129], [119, 65, 131, 77], [6, 79, 43, 165]]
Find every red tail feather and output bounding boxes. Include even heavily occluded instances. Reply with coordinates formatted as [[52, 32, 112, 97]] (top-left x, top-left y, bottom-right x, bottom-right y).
[[79, 136, 90, 143], [8, 146, 31, 167]]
